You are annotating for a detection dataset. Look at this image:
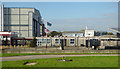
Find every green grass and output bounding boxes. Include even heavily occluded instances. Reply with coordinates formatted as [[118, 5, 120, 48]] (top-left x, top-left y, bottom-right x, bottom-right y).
[[2, 56, 118, 67], [2, 53, 119, 57]]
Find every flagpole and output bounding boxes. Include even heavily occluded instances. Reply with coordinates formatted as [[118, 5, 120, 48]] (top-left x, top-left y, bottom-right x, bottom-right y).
[[46, 22, 47, 48]]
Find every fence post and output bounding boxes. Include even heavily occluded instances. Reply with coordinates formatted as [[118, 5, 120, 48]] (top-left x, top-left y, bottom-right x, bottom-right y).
[[21, 45, 23, 48], [17, 45, 19, 48], [10, 45, 12, 48]]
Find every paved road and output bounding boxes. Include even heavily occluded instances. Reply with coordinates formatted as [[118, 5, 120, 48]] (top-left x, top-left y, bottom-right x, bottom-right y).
[[1, 54, 120, 61]]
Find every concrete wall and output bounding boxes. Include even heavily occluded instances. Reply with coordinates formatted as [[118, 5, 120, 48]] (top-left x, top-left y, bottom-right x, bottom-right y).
[[3, 8, 44, 37], [2, 48, 119, 53]]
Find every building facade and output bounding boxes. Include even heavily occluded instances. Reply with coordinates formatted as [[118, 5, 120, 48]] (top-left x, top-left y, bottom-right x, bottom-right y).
[[36, 36, 120, 49], [0, 5, 45, 37], [85, 30, 94, 37]]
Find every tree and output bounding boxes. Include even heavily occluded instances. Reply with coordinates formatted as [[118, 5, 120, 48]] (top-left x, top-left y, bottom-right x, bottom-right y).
[[47, 31, 62, 37], [80, 29, 85, 31], [107, 32, 114, 35], [29, 32, 37, 47]]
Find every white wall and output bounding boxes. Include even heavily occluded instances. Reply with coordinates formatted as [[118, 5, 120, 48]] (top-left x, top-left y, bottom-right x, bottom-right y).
[[85, 30, 94, 37]]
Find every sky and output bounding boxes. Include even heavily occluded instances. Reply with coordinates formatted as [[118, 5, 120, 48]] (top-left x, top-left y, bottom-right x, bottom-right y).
[[3, 2, 118, 32]]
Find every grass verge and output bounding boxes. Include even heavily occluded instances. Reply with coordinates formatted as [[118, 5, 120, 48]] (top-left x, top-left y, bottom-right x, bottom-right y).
[[2, 53, 120, 57], [2, 56, 119, 67]]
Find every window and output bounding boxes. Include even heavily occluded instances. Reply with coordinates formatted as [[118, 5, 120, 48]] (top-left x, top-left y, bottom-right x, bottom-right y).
[[37, 39, 42, 41], [47, 39, 51, 44], [37, 39, 42, 45], [70, 39, 75, 44], [42, 39, 46, 44], [42, 39, 51, 44], [55, 39, 60, 44]]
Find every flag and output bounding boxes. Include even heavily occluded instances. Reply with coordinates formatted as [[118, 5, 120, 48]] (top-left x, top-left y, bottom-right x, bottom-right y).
[[46, 29, 51, 32], [47, 22, 52, 26]]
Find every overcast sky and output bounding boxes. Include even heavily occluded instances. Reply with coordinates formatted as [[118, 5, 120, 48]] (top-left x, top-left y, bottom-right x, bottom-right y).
[[3, 2, 118, 32]]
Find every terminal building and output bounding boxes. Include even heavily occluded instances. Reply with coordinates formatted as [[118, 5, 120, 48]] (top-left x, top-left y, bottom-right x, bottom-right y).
[[0, 5, 45, 38]]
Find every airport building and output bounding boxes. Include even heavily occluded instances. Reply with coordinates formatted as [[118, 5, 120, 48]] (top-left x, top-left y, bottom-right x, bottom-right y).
[[0, 5, 45, 38]]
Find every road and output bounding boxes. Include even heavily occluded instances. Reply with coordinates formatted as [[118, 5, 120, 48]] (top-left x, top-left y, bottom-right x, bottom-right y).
[[1, 54, 120, 61]]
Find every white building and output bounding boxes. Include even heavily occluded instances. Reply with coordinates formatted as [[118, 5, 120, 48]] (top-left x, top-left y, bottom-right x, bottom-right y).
[[85, 30, 94, 37]]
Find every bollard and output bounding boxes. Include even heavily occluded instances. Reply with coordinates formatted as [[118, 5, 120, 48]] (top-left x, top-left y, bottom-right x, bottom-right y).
[[10, 45, 12, 48], [14, 45, 16, 48], [17, 45, 19, 48], [26, 45, 27, 48], [21, 45, 23, 48], [25, 45, 27, 48], [26, 45, 28, 48]]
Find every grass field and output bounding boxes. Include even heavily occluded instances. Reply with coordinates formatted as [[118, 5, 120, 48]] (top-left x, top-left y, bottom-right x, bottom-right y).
[[2, 53, 119, 57], [2, 56, 119, 67]]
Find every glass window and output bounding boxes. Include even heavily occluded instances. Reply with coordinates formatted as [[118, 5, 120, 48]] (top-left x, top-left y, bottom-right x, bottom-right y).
[[42, 39, 46, 44], [47, 39, 51, 44], [42, 39, 51, 44], [70, 39, 74, 44], [55, 39, 60, 44]]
